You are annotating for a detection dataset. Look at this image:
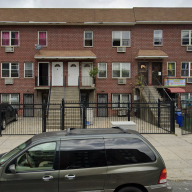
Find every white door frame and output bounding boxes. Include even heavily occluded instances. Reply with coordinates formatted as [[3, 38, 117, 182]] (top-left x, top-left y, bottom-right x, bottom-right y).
[[82, 62, 93, 86], [68, 62, 79, 86]]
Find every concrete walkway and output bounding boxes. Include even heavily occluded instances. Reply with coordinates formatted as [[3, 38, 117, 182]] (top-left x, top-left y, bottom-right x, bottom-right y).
[[0, 128, 191, 180]]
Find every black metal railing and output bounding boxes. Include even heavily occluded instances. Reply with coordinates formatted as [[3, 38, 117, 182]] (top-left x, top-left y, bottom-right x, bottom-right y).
[[46, 76, 52, 118], [79, 76, 93, 87]]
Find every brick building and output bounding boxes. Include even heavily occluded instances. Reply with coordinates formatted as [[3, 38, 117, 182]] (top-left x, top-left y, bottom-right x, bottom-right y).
[[0, 8, 192, 115]]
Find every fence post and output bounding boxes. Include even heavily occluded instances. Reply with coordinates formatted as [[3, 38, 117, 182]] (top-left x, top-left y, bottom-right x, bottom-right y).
[[83, 99, 86, 129], [42, 101, 46, 132], [158, 99, 160, 128], [128, 102, 130, 121], [170, 100, 175, 134], [0, 105, 2, 136], [61, 99, 64, 130]]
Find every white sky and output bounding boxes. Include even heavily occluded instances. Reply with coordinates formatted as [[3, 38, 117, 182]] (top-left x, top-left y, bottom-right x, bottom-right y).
[[0, 0, 192, 8]]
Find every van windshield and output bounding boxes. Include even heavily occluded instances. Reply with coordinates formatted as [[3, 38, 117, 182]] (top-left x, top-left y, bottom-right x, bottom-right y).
[[0, 139, 32, 165]]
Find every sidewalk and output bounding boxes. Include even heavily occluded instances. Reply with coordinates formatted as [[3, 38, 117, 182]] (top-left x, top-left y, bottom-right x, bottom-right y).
[[0, 128, 191, 180]]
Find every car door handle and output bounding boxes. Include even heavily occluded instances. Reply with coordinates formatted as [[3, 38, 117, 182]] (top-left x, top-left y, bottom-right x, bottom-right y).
[[65, 174, 75, 180], [42, 175, 53, 181]]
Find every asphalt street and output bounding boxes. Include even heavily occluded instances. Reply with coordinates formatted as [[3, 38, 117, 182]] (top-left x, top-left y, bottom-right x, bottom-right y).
[[168, 180, 192, 192]]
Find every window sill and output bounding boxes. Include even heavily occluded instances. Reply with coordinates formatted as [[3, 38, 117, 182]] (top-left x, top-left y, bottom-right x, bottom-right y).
[[112, 77, 130, 79], [84, 46, 93, 48], [24, 77, 33, 79], [98, 77, 107, 79], [112, 46, 131, 48], [1, 45, 20, 47], [154, 45, 163, 47], [1, 77, 19, 79]]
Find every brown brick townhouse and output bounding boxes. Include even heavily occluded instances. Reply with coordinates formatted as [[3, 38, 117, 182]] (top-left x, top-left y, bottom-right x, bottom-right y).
[[0, 7, 192, 113]]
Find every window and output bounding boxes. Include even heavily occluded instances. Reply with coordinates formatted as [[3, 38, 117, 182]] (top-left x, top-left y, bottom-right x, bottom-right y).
[[112, 31, 130, 47], [112, 93, 131, 108], [24, 62, 33, 78], [98, 63, 107, 78], [1, 63, 19, 78], [112, 63, 130, 78], [60, 139, 106, 170], [38, 31, 47, 46], [84, 31, 93, 47], [181, 62, 192, 77], [154, 30, 163, 45], [181, 30, 192, 45], [167, 62, 176, 77], [14, 142, 56, 172], [105, 138, 156, 166], [181, 93, 192, 108], [1, 31, 19, 46], [1, 94, 19, 108]]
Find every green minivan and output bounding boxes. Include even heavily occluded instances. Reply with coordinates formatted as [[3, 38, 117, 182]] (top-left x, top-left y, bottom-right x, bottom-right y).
[[0, 127, 172, 192]]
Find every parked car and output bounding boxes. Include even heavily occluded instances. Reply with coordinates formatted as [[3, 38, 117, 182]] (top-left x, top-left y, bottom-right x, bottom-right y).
[[0, 103, 18, 130], [0, 127, 172, 192]]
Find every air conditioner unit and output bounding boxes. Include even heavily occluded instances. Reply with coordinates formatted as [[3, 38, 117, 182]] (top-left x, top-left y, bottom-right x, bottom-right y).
[[118, 78, 126, 84], [117, 47, 126, 53], [187, 77, 192, 83], [186, 46, 192, 52], [5, 78, 13, 85], [118, 110, 127, 116], [5, 46, 14, 53]]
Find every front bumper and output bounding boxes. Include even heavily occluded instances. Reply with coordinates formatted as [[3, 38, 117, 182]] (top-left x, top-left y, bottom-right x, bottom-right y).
[[145, 183, 172, 192]]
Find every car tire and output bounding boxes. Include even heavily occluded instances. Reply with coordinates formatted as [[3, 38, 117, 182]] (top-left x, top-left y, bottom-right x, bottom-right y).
[[1, 119, 6, 130], [15, 113, 18, 121], [118, 186, 143, 192]]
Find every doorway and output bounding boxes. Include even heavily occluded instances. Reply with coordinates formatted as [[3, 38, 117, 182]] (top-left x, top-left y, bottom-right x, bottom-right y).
[[23, 94, 34, 117], [68, 62, 79, 86], [39, 63, 49, 86], [82, 63, 93, 86], [97, 94, 108, 117], [152, 62, 162, 85], [138, 62, 148, 85], [52, 62, 63, 86]]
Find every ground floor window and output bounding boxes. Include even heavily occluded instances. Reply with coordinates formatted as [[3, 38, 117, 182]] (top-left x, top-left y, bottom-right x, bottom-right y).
[[1, 93, 19, 108], [181, 93, 192, 108], [112, 93, 131, 108]]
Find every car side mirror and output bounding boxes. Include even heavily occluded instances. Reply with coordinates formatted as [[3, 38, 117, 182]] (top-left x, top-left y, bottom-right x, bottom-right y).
[[9, 164, 16, 174]]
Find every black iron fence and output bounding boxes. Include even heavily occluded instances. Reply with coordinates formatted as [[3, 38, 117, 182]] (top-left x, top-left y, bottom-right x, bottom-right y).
[[0, 100, 175, 135]]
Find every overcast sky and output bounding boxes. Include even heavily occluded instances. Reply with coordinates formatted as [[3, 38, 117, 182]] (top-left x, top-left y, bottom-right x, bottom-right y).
[[0, 0, 192, 8]]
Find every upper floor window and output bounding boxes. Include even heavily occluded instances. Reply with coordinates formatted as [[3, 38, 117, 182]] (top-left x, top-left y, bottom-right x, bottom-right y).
[[181, 30, 192, 45], [84, 31, 93, 47], [98, 63, 107, 78], [112, 31, 130, 47], [181, 62, 192, 77], [154, 30, 163, 46], [167, 62, 176, 77], [38, 31, 47, 46], [24, 62, 33, 78], [112, 63, 130, 78], [1, 31, 19, 46], [1, 63, 19, 78]]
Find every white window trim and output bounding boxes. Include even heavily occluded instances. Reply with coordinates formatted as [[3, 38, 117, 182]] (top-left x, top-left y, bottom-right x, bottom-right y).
[[181, 62, 192, 77], [153, 30, 163, 46], [167, 62, 176, 77], [112, 31, 131, 47], [38, 31, 47, 47], [84, 31, 93, 47], [24, 62, 33, 78], [1, 93, 20, 104], [112, 93, 131, 109], [1, 62, 19, 78], [98, 63, 107, 78], [181, 30, 192, 46], [112, 62, 131, 78], [1, 31, 20, 47]]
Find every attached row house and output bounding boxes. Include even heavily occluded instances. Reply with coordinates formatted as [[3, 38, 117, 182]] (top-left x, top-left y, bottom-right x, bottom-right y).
[[1, 7, 192, 116]]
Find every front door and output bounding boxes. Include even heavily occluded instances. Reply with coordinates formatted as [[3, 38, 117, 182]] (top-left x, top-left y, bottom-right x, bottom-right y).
[[68, 62, 79, 86], [23, 94, 34, 117], [138, 62, 148, 85], [52, 62, 63, 86], [39, 63, 49, 86], [97, 94, 108, 117], [152, 62, 162, 85], [82, 63, 92, 86]]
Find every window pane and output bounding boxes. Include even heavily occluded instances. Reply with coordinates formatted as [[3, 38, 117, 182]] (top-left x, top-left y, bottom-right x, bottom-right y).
[[85, 40, 92, 46], [25, 63, 33, 77], [11, 32, 19, 46], [182, 31, 189, 45], [167, 63, 175, 77], [60, 139, 106, 170], [181, 62, 189, 76], [39, 32, 47, 46], [11, 63, 19, 77], [113, 32, 120, 46], [105, 138, 156, 166], [122, 31, 130, 46], [112, 94, 120, 108], [154, 30, 162, 45], [122, 63, 130, 77], [1, 94, 9, 103], [85, 32, 92, 39], [98, 63, 106, 77], [2, 63, 9, 77], [2, 32, 9, 46], [16, 142, 56, 172]]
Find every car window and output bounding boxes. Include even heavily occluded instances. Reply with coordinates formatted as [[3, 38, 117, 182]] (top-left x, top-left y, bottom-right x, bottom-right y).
[[105, 138, 156, 166], [60, 139, 106, 170], [0, 139, 32, 165], [15, 142, 56, 172]]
